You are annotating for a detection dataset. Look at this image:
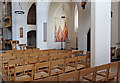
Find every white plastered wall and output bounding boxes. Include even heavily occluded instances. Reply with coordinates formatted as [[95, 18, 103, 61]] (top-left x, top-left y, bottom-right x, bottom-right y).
[[12, 1, 36, 47], [77, 2, 91, 53]]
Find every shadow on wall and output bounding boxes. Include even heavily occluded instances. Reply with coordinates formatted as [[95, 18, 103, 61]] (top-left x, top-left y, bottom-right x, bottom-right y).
[[27, 30, 36, 47]]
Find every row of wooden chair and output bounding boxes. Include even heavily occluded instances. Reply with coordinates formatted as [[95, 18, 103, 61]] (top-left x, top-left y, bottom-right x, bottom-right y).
[[5, 48, 58, 53], [7, 61, 120, 82], [1, 50, 82, 66], [4, 49, 73, 56], [1, 50, 77, 63], [5, 55, 87, 81], [5, 48, 40, 53], [1, 50, 87, 81]]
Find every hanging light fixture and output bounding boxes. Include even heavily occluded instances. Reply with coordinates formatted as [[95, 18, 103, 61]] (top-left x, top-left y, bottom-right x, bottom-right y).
[[61, 4, 65, 19], [14, 0, 25, 15]]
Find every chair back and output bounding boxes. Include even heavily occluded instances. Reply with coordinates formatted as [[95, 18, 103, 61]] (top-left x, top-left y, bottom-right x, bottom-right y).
[[58, 71, 79, 81]]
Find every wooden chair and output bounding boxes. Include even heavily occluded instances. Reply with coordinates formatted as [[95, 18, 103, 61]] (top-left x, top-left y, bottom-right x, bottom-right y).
[[58, 50, 72, 54], [7, 59, 24, 81], [29, 53, 39, 58], [76, 50, 84, 56], [51, 54, 62, 61], [86, 51, 91, 68], [26, 46, 35, 49], [24, 57, 38, 65], [11, 40, 19, 50], [38, 55, 50, 63], [24, 49, 33, 54], [16, 53, 29, 59], [65, 57, 77, 72], [35, 76, 57, 82], [13, 65, 33, 81], [34, 61, 51, 80], [98, 61, 120, 82], [84, 64, 109, 82], [32, 48, 40, 53], [77, 56, 87, 70], [58, 71, 79, 81], [111, 47, 116, 61], [2, 53, 12, 56], [51, 59, 65, 75], [18, 44, 26, 50], [5, 50, 15, 53], [79, 67, 96, 82], [61, 53, 71, 59], [41, 48, 56, 52], [39, 51, 49, 56], [13, 52, 23, 58], [2, 55, 15, 81], [49, 50, 59, 55], [69, 52, 77, 58]]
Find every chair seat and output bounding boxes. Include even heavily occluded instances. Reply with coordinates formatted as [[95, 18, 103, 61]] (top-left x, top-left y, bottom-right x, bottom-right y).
[[80, 78, 90, 81], [51, 68, 62, 75], [30, 63, 36, 65], [83, 74, 105, 81], [15, 75, 31, 81], [77, 64, 85, 69], [34, 71, 49, 79], [97, 71, 117, 80], [65, 66, 75, 72], [5, 66, 14, 70]]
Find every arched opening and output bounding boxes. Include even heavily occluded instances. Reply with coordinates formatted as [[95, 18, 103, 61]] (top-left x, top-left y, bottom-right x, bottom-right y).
[[74, 4, 78, 49], [27, 3, 36, 25], [87, 29, 91, 51], [27, 30, 36, 47]]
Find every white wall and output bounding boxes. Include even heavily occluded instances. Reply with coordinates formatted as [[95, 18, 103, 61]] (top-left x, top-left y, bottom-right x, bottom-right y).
[[47, 2, 74, 49], [91, 0, 111, 66], [78, 2, 91, 53], [118, 2, 120, 43], [12, 1, 91, 51], [36, 1, 50, 50], [111, 2, 118, 46], [12, 1, 36, 46]]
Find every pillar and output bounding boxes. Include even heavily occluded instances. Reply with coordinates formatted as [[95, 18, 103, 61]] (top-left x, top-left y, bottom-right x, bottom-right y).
[[91, 0, 111, 66]]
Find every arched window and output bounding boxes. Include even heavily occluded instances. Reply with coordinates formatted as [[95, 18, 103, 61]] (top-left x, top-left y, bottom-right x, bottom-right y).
[[27, 3, 36, 25], [74, 4, 78, 32]]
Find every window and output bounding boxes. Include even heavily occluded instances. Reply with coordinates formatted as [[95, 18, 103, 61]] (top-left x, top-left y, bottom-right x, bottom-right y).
[[43, 22, 47, 42], [74, 4, 78, 32]]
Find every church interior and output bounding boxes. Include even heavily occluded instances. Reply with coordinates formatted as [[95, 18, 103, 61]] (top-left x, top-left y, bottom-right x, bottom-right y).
[[0, 0, 120, 82]]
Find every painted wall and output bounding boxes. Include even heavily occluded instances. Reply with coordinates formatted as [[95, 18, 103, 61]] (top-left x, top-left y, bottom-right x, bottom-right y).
[[12, 1, 91, 51], [47, 2, 74, 49], [36, 1, 50, 50], [118, 2, 120, 43], [12, 1, 36, 48], [78, 2, 91, 53], [111, 2, 118, 46], [91, 0, 111, 66]]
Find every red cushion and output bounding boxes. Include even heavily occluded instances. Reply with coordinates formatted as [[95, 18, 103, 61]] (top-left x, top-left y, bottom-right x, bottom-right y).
[[30, 63, 36, 65], [5, 67, 14, 70]]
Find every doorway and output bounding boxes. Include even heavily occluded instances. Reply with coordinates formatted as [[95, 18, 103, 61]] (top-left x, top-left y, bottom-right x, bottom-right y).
[[27, 30, 36, 47], [87, 29, 91, 51]]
